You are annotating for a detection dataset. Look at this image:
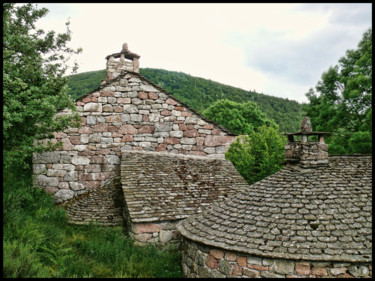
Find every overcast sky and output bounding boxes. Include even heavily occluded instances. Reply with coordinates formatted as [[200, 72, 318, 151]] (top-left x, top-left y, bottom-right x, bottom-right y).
[[34, 3, 372, 103]]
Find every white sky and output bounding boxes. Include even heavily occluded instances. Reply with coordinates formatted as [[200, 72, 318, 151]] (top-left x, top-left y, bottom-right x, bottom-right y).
[[34, 3, 372, 103]]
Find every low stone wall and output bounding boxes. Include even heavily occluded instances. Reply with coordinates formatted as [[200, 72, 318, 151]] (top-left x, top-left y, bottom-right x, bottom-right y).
[[59, 176, 124, 226], [127, 221, 182, 249], [181, 238, 372, 278]]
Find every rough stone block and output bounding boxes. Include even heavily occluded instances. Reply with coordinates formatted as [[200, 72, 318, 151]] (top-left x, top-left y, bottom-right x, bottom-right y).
[[134, 223, 162, 234], [83, 102, 102, 112], [54, 189, 74, 203], [270, 259, 294, 275], [123, 104, 138, 113], [35, 175, 59, 187], [69, 182, 85, 190], [71, 156, 90, 165], [210, 249, 224, 260]]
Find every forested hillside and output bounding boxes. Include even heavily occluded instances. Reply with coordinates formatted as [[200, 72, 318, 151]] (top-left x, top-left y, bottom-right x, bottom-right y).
[[66, 68, 303, 133]]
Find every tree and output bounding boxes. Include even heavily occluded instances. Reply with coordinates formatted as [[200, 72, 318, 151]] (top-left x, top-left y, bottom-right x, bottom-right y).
[[225, 125, 286, 185], [303, 28, 372, 154], [202, 99, 277, 135], [3, 3, 82, 169]]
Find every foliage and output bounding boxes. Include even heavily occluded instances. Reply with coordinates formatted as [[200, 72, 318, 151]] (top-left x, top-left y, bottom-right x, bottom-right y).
[[3, 3, 82, 170], [3, 167, 182, 278], [202, 99, 277, 135], [225, 125, 286, 185], [65, 68, 303, 133], [303, 28, 372, 154], [66, 69, 106, 99]]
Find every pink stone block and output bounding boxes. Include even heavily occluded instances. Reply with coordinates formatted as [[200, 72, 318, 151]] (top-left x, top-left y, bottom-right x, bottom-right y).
[[237, 256, 247, 267], [148, 92, 159, 100], [166, 98, 178, 105], [204, 135, 234, 147], [205, 255, 218, 269], [118, 124, 138, 135], [232, 265, 242, 276], [134, 223, 162, 234], [296, 262, 310, 275], [183, 129, 199, 138], [210, 249, 224, 260], [138, 91, 148, 99], [139, 125, 155, 134], [311, 267, 328, 276]]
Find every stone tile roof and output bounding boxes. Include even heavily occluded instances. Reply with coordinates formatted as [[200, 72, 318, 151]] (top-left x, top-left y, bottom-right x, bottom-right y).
[[121, 150, 249, 223], [177, 155, 372, 263]]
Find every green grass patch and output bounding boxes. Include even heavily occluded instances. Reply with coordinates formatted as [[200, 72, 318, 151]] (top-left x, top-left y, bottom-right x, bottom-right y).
[[3, 167, 182, 278]]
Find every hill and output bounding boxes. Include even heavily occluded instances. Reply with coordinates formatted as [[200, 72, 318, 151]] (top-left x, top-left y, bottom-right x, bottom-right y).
[[66, 68, 303, 133]]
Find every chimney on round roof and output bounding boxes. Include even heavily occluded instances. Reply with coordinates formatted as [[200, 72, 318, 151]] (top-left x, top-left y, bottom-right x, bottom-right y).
[[105, 42, 140, 80], [283, 117, 329, 168]]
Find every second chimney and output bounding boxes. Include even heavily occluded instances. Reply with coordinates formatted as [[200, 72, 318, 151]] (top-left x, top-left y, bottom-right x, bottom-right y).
[[105, 42, 140, 80], [283, 117, 329, 168]]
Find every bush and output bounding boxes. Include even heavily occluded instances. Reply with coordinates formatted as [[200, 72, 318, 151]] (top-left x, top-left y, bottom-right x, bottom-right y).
[[225, 125, 286, 185]]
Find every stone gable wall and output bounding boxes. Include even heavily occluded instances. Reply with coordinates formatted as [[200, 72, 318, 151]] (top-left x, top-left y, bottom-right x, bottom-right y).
[[33, 71, 236, 205], [182, 238, 372, 278]]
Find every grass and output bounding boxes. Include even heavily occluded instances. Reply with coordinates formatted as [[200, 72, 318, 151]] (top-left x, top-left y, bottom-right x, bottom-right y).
[[3, 166, 182, 278]]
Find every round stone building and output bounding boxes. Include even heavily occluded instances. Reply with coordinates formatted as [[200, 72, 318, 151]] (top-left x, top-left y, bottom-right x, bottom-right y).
[[177, 118, 372, 278]]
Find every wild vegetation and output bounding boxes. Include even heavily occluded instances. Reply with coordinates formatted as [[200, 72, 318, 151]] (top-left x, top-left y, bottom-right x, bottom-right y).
[[303, 28, 372, 155]]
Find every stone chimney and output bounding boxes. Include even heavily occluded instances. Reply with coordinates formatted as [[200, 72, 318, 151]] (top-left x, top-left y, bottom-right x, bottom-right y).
[[105, 42, 140, 80], [283, 117, 329, 168]]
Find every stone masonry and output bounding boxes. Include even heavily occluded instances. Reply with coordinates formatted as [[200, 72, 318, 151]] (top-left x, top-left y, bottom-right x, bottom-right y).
[[182, 238, 372, 278], [32, 43, 237, 225]]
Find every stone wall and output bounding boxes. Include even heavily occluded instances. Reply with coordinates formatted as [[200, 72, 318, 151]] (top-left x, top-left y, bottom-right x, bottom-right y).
[[59, 176, 124, 226], [127, 221, 182, 249], [181, 238, 372, 278], [32, 71, 236, 205]]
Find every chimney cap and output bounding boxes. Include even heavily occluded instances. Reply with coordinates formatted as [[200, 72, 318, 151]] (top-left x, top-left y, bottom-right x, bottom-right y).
[[282, 117, 329, 136], [105, 42, 140, 60]]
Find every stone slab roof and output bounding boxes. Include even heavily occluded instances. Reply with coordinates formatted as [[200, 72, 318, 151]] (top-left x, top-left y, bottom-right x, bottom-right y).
[[121, 150, 249, 223], [178, 155, 372, 263]]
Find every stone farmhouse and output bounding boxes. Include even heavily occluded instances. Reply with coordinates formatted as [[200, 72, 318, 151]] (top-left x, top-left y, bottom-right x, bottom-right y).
[[32, 43, 249, 246], [178, 118, 372, 278]]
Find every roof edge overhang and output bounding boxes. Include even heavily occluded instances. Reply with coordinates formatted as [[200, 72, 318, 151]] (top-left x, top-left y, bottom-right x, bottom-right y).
[[177, 221, 372, 263]]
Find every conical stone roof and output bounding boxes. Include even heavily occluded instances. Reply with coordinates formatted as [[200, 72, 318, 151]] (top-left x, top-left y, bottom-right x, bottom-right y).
[[177, 155, 372, 263]]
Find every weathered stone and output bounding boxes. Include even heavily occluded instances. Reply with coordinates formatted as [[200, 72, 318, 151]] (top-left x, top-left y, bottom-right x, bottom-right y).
[[296, 262, 310, 275], [69, 182, 85, 190], [35, 175, 59, 187], [106, 155, 120, 164], [210, 249, 224, 260], [348, 265, 369, 277], [63, 171, 78, 181], [225, 252, 237, 261], [205, 254, 218, 269], [155, 122, 173, 132], [180, 138, 196, 145], [270, 259, 295, 275], [243, 268, 260, 278], [47, 169, 67, 177], [71, 156, 90, 165], [311, 266, 328, 276], [218, 260, 232, 275], [134, 223, 162, 234], [33, 164, 46, 175], [329, 267, 347, 276], [246, 255, 262, 266], [123, 104, 138, 113], [54, 189, 74, 203], [134, 233, 152, 242], [118, 124, 138, 135], [211, 269, 226, 278], [237, 256, 247, 267], [204, 135, 234, 147], [83, 102, 102, 112]]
